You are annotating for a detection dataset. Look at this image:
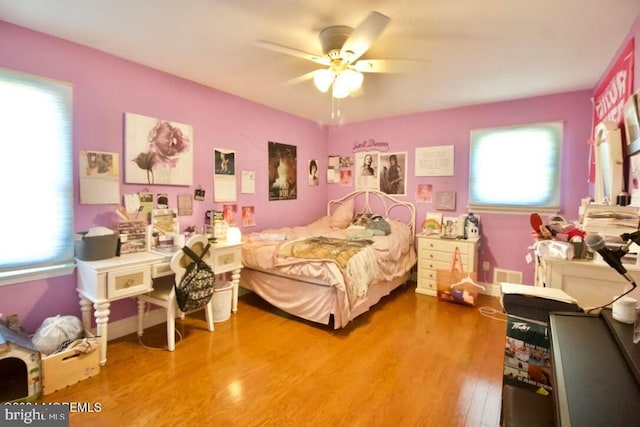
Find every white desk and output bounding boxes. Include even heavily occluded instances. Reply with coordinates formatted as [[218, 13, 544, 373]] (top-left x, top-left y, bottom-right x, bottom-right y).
[[537, 257, 640, 309], [76, 240, 243, 365]]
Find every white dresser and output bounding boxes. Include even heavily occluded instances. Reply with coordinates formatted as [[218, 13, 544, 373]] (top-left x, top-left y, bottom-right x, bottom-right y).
[[416, 235, 479, 297]]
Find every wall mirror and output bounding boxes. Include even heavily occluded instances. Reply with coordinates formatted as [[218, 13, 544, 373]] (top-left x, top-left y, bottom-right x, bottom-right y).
[[594, 121, 623, 204]]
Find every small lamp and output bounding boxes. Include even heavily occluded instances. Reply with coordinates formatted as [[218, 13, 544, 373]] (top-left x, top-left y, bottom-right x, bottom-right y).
[[226, 226, 242, 244]]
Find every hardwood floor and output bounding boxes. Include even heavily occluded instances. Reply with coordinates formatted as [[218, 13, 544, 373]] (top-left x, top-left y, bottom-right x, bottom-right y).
[[38, 284, 507, 426]]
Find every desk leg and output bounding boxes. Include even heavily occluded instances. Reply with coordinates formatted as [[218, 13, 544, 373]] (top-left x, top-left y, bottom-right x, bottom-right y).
[[93, 301, 110, 366], [231, 268, 241, 313], [78, 296, 92, 332]]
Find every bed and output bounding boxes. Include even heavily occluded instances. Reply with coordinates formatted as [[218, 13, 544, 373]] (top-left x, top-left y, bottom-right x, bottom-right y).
[[240, 190, 417, 328]]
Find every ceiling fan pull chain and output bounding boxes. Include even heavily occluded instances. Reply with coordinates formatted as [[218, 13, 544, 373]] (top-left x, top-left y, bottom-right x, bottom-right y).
[[330, 96, 342, 119]]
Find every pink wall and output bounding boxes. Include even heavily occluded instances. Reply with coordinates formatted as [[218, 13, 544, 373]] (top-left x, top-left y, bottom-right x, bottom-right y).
[[1, 14, 639, 333], [0, 21, 328, 332], [327, 91, 593, 284]]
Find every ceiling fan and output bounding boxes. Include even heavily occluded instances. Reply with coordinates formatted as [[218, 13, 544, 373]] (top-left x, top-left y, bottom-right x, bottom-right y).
[[257, 11, 423, 101]]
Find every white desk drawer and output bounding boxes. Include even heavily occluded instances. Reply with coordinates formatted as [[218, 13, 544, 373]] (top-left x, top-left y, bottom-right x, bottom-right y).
[[213, 247, 241, 270], [107, 265, 151, 299], [151, 262, 173, 278]]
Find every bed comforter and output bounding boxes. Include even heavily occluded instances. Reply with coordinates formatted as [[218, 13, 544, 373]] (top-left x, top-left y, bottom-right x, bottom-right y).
[[241, 215, 417, 320]]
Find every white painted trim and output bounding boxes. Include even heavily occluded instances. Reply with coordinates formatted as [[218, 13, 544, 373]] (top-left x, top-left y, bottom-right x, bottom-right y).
[[86, 309, 167, 342], [415, 288, 437, 297], [480, 281, 501, 297]]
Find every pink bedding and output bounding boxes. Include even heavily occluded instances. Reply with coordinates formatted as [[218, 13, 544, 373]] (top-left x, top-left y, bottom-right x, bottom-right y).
[[241, 215, 417, 326]]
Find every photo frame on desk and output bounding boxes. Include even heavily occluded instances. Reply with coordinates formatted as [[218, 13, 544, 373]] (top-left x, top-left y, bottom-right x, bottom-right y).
[[623, 93, 640, 155]]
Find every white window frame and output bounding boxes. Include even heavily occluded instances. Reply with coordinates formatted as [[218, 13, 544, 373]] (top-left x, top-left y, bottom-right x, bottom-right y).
[[468, 121, 563, 213], [0, 68, 75, 286]]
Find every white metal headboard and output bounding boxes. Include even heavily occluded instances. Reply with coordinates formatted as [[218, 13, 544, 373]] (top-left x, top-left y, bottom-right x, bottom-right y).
[[327, 190, 416, 235]]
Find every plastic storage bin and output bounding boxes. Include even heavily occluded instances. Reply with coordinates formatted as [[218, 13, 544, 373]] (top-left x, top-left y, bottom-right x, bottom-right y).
[[74, 232, 119, 261]]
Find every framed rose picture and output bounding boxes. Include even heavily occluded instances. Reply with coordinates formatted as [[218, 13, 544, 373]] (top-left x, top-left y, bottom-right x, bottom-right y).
[[124, 112, 193, 185]]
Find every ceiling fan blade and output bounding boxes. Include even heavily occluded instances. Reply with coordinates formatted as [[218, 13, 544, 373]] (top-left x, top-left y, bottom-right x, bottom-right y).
[[340, 11, 390, 62], [283, 71, 317, 86], [353, 59, 429, 73], [256, 40, 330, 66]]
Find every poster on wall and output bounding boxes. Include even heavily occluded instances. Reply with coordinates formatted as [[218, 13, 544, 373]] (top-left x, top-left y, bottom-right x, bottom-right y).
[[79, 150, 120, 204], [589, 38, 634, 182], [340, 170, 352, 186], [308, 160, 319, 186], [415, 145, 454, 176], [417, 184, 433, 203], [222, 204, 238, 225], [355, 151, 380, 191], [268, 141, 297, 200], [214, 148, 237, 202], [327, 155, 340, 183], [242, 206, 256, 227], [124, 112, 193, 185], [379, 152, 407, 195], [241, 170, 256, 193]]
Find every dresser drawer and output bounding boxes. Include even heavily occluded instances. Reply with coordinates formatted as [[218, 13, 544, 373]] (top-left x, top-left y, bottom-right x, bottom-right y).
[[107, 265, 152, 299], [417, 277, 437, 292], [418, 267, 439, 282], [420, 238, 471, 255], [419, 250, 471, 266]]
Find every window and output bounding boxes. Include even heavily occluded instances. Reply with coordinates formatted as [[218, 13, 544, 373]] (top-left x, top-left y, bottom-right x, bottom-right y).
[[0, 68, 74, 286], [469, 121, 562, 212]]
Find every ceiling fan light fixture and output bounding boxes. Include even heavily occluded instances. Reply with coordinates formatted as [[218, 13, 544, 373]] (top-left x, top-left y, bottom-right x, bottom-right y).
[[332, 75, 350, 99], [343, 69, 364, 92], [313, 68, 334, 93]]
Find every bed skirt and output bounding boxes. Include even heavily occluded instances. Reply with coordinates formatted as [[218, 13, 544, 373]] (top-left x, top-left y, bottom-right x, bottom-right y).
[[240, 267, 411, 328]]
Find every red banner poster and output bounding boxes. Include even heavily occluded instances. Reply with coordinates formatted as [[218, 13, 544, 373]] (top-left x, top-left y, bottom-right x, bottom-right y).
[[589, 38, 634, 182]]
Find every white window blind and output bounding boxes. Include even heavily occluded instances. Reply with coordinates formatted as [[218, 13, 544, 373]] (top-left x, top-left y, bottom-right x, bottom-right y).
[[469, 121, 562, 212], [0, 68, 74, 285]]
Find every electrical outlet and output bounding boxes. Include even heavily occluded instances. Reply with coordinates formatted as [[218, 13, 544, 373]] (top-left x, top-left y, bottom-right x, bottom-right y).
[[482, 261, 490, 271]]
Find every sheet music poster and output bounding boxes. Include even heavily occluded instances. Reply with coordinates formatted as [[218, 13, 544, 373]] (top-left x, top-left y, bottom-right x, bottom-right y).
[[415, 145, 454, 176]]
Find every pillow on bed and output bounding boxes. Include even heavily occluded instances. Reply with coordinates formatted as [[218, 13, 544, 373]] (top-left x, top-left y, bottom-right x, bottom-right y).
[[308, 215, 332, 230], [331, 199, 354, 229], [352, 212, 374, 226]]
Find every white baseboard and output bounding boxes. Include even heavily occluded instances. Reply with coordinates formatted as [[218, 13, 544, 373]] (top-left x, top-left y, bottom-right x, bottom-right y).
[[480, 281, 501, 297], [94, 309, 167, 342]]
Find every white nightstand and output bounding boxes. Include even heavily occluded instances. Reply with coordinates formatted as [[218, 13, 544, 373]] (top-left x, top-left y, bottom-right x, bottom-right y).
[[416, 235, 479, 297]]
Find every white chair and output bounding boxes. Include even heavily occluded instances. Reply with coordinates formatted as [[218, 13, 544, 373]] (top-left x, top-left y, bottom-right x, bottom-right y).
[[137, 235, 215, 351]]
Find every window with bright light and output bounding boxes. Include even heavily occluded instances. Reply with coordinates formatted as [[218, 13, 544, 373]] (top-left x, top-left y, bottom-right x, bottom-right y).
[[0, 68, 74, 285], [469, 121, 562, 212]]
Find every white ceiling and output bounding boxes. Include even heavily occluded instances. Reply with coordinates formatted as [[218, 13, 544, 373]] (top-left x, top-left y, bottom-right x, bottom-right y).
[[1, 0, 639, 125]]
